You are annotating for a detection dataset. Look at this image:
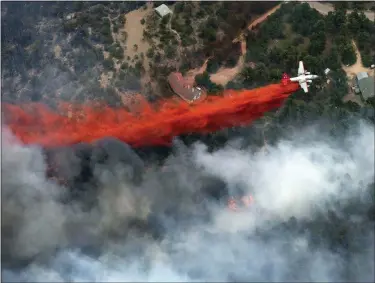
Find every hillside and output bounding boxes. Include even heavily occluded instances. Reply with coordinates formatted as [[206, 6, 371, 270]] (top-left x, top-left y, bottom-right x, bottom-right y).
[[1, 2, 145, 107], [1, 1, 374, 125], [1, 1, 279, 106]]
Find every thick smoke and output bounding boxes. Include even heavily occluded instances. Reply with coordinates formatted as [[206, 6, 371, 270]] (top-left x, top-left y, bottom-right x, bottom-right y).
[[2, 120, 374, 282]]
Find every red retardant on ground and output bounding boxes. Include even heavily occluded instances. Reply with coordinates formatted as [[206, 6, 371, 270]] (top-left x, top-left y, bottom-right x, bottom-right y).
[[2, 82, 299, 148]]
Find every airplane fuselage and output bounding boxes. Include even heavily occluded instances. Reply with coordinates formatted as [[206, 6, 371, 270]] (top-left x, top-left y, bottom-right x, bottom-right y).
[[281, 61, 318, 93], [289, 74, 318, 82]]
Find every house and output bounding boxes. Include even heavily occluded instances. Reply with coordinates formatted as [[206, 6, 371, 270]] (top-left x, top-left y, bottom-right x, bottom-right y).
[[154, 4, 173, 18], [167, 72, 206, 103], [355, 72, 375, 100]]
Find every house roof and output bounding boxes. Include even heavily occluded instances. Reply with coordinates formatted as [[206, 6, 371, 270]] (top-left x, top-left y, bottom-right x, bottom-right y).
[[356, 72, 369, 81], [358, 77, 375, 100], [167, 72, 204, 103], [154, 4, 172, 18]]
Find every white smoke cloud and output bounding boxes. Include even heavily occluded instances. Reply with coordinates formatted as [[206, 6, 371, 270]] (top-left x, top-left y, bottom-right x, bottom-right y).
[[194, 121, 374, 222], [2, 120, 374, 282]]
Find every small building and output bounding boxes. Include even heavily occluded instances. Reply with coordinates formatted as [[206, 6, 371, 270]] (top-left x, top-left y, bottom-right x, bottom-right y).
[[168, 72, 206, 103], [355, 72, 375, 100], [356, 71, 368, 81], [154, 4, 173, 18], [65, 13, 76, 20], [324, 68, 330, 75]]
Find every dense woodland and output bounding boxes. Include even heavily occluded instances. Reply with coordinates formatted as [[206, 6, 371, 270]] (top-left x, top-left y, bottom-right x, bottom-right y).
[[1, 1, 145, 106]]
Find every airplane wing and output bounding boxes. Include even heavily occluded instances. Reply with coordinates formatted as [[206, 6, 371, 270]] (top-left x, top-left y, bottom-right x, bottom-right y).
[[298, 61, 305, 76], [300, 81, 308, 93]]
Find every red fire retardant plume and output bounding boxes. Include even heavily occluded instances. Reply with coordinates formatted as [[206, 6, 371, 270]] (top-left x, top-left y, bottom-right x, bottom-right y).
[[2, 83, 299, 148]]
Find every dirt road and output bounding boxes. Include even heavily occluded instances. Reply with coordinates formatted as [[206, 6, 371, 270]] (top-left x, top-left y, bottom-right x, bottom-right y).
[[185, 4, 282, 87], [210, 4, 282, 86], [305, 2, 374, 22], [233, 3, 282, 44], [184, 58, 210, 86], [209, 40, 247, 85], [342, 40, 374, 79], [187, 1, 374, 87]]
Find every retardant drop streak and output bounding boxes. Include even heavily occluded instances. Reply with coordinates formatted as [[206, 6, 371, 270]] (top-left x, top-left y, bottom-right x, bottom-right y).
[[2, 83, 299, 148]]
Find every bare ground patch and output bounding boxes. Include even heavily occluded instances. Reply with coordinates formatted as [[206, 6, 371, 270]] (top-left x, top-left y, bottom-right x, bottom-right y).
[[207, 4, 281, 86], [342, 40, 374, 80], [123, 3, 153, 67], [53, 45, 61, 59], [182, 4, 282, 87], [210, 40, 247, 86], [184, 58, 210, 85]]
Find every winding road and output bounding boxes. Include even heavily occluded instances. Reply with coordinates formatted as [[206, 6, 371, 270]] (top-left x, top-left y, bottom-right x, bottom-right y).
[[185, 3, 283, 86]]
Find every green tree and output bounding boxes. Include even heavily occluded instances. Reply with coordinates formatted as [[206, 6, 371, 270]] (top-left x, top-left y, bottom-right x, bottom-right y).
[[154, 52, 162, 63], [361, 52, 372, 68], [290, 3, 322, 36], [303, 55, 323, 74], [217, 5, 229, 20], [199, 25, 217, 42], [308, 31, 326, 56], [209, 83, 224, 95], [108, 42, 124, 59], [195, 71, 210, 86], [103, 58, 114, 70], [253, 63, 270, 83], [165, 44, 177, 59], [241, 66, 255, 82], [146, 47, 155, 59], [340, 42, 357, 66], [268, 47, 285, 66], [356, 31, 370, 50], [206, 58, 221, 74], [161, 14, 171, 25], [269, 69, 282, 82], [332, 8, 347, 32], [292, 35, 304, 46], [325, 46, 341, 70], [196, 9, 206, 19], [119, 14, 126, 25], [226, 80, 243, 90], [194, 71, 223, 94], [207, 16, 219, 30], [174, 2, 184, 13]]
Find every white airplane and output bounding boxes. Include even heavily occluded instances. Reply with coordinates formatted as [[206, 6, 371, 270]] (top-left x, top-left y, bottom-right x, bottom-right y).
[[289, 61, 318, 93]]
